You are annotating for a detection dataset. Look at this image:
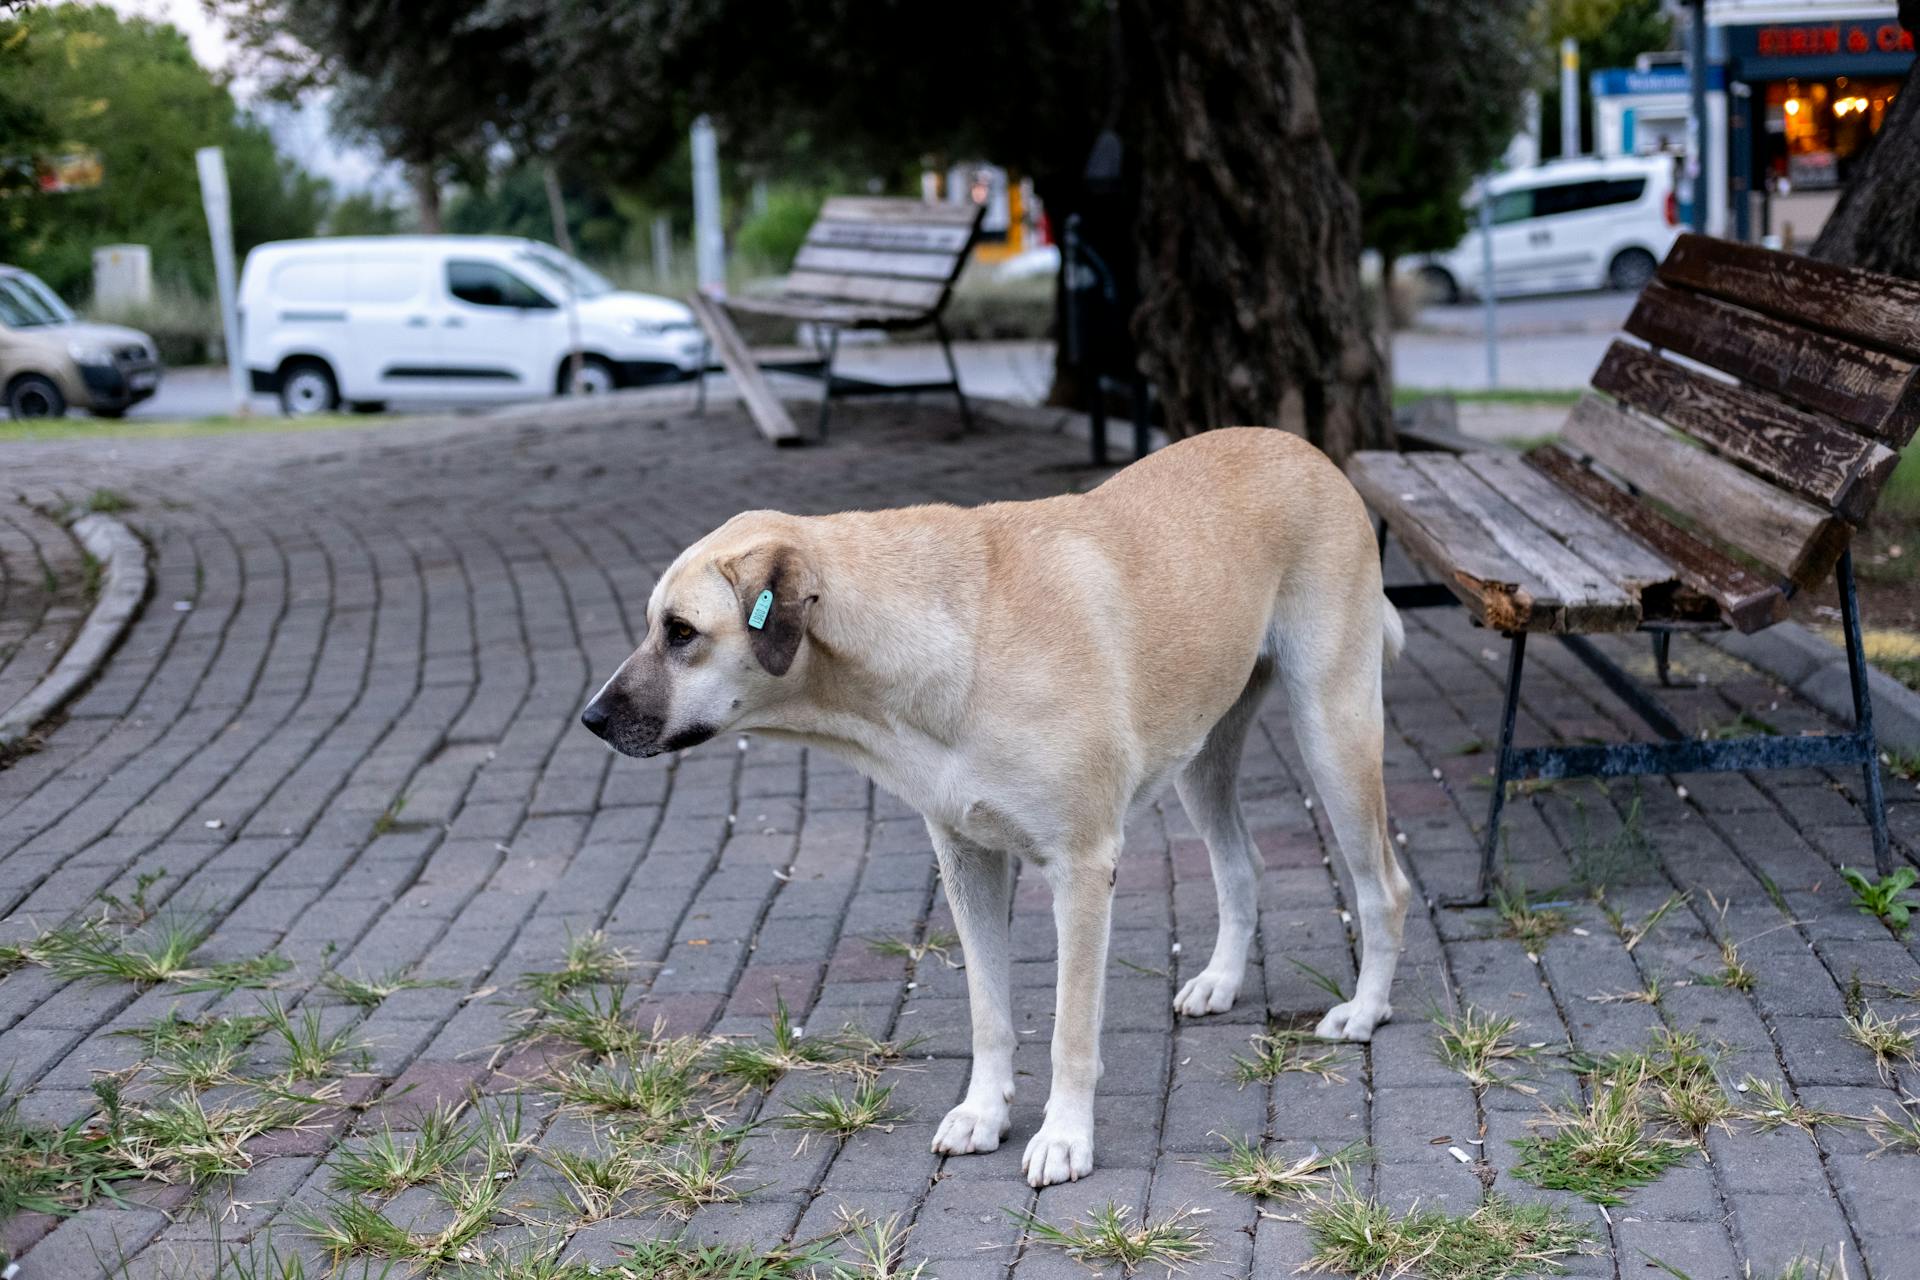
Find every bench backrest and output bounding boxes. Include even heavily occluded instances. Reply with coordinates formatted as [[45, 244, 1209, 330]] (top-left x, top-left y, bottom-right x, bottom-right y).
[[1550, 233, 1920, 595], [783, 197, 985, 316]]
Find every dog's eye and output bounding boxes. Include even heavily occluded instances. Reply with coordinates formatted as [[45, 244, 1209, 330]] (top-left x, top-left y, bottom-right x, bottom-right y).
[[665, 619, 697, 647]]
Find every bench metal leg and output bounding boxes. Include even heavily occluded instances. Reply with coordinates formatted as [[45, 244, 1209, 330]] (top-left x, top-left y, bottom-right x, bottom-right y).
[[1456, 631, 1528, 907], [1837, 548, 1894, 875], [814, 326, 841, 441], [1652, 631, 1673, 687], [934, 316, 972, 435]]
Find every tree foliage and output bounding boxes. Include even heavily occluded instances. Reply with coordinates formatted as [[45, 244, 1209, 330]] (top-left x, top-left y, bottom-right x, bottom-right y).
[[1536, 0, 1674, 161], [0, 4, 329, 298], [1309, 0, 1539, 262]]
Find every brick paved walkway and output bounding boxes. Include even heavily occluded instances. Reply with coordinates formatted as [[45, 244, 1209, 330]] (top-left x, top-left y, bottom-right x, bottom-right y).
[[2, 399, 1917, 1280], [0, 500, 89, 728]]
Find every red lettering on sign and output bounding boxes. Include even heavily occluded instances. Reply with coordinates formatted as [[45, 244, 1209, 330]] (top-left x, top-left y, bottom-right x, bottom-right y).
[[1756, 21, 1913, 57]]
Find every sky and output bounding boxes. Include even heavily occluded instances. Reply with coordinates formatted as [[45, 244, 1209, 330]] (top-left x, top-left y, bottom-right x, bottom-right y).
[[101, 0, 400, 196]]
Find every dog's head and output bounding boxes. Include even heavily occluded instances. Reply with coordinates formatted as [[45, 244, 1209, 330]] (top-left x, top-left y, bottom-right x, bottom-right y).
[[580, 513, 820, 758]]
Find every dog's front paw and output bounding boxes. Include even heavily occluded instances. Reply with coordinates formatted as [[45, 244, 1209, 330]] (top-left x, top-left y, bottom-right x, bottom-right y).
[[1314, 998, 1392, 1042], [932, 1099, 1011, 1156], [1173, 969, 1240, 1016], [1022, 1118, 1094, 1187]]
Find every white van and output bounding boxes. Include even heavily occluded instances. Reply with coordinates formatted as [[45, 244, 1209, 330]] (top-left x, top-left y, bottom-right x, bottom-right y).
[[238, 236, 707, 415], [1407, 156, 1680, 302]]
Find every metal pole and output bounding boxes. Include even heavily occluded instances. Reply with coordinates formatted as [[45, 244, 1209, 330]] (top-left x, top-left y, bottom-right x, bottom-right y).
[[195, 147, 250, 416], [651, 215, 673, 287], [691, 115, 725, 295], [1688, 0, 1710, 233], [1559, 38, 1580, 158], [1479, 183, 1498, 389]]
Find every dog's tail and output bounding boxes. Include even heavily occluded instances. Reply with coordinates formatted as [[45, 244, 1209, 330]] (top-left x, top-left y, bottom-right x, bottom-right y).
[[1381, 598, 1405, 668]]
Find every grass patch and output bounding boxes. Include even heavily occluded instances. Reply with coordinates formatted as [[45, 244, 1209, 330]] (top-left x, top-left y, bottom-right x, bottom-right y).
[[260, 997, 368, 1080], [0, 1087, 138, 1216], [329, 1104, 480, 1194], [1013, 1202, 1210, 1275], [1511, 1084, 1696, 1205], [1231, 1026, 1350, 1085], [521, 929, 632, 999], [617, 1238, 834, 1279], [0, 411, 403, 444], [544, 1139, 650, 1221], [778, 1079, 903, 1142], [32, 910, 290, 993], [1868, 1103, 1920, 1154], [1739, 1077, 1866, 1134], [509, 986, 661, 1061], [1493, 882, 1567, 951], [1432, 1004, 1540, 1091], [1207, 1135, 1363, 1201], [1392, 387, 1585, 409], [1605, 890, 1686, 953], [320, 967, 453, 1009], [1844, 1007, 1917, 1080], [865, 929, 958, 966], [548, 1043, 706, 1138], [637, 1126, 750, 1218], [1570, 792, 1655, 888], [118, 1011, 269, 1091], [1840, 866, 1918, 932], [1699, 709, 1780, 740], [1584, 1028, 1732, 1137], [81, 487, 134, 514], [1305, 1190, 1591, 1280], [709, 999, 840, 1091]]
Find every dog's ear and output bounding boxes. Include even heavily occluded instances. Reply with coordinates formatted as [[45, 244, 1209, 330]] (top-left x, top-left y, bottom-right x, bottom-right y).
[[714, 542, 818, 676]]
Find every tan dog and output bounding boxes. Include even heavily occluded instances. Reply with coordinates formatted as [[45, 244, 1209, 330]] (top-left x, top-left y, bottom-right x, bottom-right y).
[[581, 427, 1410, 1187]]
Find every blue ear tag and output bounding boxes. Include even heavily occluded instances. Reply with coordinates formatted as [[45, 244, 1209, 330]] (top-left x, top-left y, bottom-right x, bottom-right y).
[[748, 590, 774, 630]]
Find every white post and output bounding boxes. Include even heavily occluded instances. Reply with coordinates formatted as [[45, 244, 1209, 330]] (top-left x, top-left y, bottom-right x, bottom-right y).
[[1480, 184, 1498, 390], [1559, 38, 1580, 158], [691, 116, 725, 296], [651, 215, 673, 286], [196, 148, 249, 416]]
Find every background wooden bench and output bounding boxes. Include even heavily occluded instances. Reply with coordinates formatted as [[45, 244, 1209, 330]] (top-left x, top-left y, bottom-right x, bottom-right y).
[[691, 196, 985, 444], [1348, 234, 1920, 901]]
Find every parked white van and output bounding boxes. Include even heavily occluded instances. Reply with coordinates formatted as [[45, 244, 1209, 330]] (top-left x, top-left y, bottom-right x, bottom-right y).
[[1407, 155, 1680, 302], [238, 236, 707, 415]]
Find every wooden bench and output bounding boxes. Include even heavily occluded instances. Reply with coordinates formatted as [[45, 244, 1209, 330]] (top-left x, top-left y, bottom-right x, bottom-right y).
[[691, 196, 985, 444], [1347, 233, 1920, 900]]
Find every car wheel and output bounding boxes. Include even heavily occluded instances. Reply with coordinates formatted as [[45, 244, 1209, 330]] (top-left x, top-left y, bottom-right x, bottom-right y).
[[7, 374, 67, 420], [1608, 248, 1658, 292], [279, 359, 339, 417], [561, 355, 617, 396], [1417, 266, 1460, 306]]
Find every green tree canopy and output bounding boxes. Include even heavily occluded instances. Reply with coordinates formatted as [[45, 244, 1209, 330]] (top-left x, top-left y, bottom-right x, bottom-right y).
[[0, 3, 330, 299]]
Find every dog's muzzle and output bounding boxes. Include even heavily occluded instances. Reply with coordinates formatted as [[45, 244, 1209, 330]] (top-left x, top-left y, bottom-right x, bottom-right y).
[[579, 693, 713, 758]]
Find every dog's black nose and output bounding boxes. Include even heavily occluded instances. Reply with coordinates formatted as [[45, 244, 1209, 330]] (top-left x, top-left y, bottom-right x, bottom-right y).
[[580, 698, 611, 738]]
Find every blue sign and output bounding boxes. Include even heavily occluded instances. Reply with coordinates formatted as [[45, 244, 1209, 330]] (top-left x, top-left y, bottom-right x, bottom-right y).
[[1592, 66, 1727, 96]]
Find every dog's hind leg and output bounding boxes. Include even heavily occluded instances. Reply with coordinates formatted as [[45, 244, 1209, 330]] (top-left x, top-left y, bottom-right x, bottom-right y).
[[1172, 655, 1275, 1016], [1281, 617, 1411, 1043], [928, 826, 1018, 1156]]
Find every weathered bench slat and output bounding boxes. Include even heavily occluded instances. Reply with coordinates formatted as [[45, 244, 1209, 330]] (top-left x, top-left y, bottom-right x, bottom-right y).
[[781, 271, 950, 312], [1525, 445, 1787, 633], [1560, 392, 1850, 587], [1626, 281, 1920, 445], [1348, 452, 1561, 632], [721, 294, 926, 328], [1455, 451, 1676, 591], [805, 221, 975, 254], [818, 196, 983, 225], [1404, 454, 1641, 631], [791, 245, 961, 281], [687, 291, 802, 445], [1591, 340, 1897, 522], [1658, 233, 1920, 363]]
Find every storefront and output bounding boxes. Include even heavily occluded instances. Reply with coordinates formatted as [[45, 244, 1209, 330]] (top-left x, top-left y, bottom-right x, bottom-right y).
[[1713, 2, 1912, 242]]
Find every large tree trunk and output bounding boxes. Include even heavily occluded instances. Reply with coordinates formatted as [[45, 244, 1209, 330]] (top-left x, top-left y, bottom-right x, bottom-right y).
[[1121, 0, 1391, 461], [1810, 2, 1920, 275], [409, 163, 443, 234]]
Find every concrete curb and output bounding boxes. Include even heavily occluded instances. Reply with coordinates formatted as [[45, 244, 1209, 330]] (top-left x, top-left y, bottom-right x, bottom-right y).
[[1707, 620, 1920, 755], [0, 513, 148, 748]]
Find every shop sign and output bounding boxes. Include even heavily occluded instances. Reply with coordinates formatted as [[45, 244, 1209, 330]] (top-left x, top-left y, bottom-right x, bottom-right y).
[[1753, 22, 1914, 58]]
